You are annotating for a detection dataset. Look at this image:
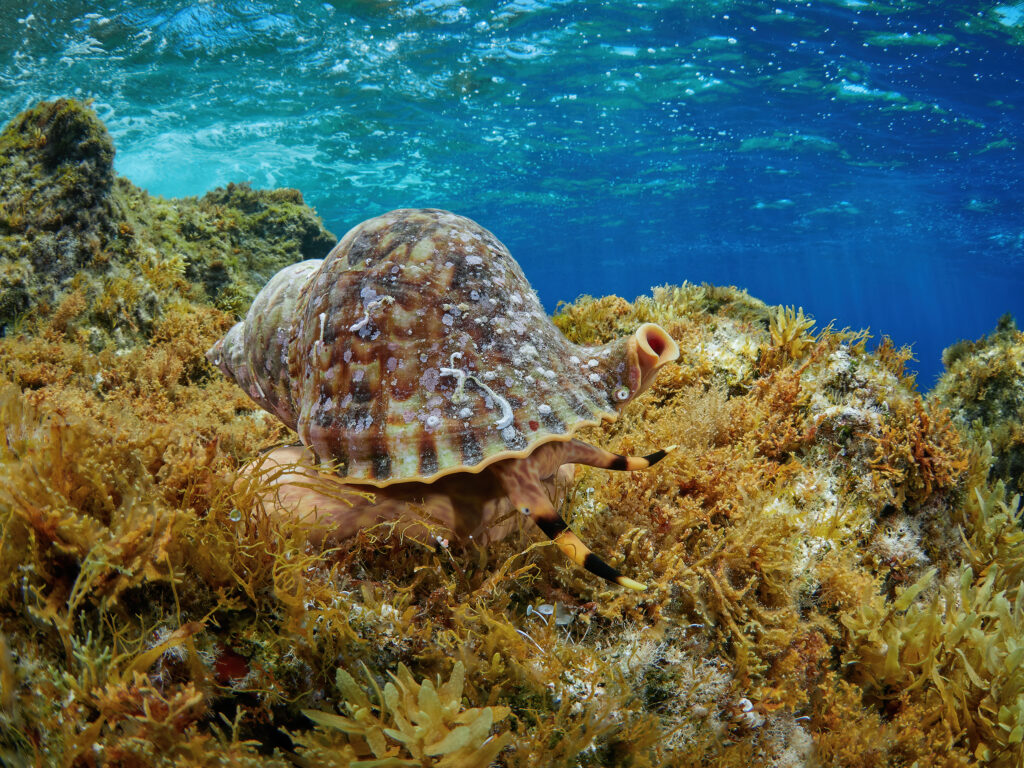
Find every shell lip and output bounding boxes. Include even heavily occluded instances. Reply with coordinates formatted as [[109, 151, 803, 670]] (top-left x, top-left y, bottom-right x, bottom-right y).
[[635, 322, 680, 365], [631, 322, 679, 393], [313, 412, 620, 489]]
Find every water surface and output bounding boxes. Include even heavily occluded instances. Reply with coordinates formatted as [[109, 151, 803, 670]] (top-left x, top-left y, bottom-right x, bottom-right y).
[[3, 0, 1022, 384]]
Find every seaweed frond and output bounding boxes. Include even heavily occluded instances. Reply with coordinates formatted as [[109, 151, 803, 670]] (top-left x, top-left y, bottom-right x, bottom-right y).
[[299, 660, 512, 767], [841, 484, 1024, 765], [760, 305, 816, 372]]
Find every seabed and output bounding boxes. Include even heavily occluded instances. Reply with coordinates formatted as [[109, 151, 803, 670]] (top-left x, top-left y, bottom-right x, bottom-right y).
[[1, 99, 1023, 767]]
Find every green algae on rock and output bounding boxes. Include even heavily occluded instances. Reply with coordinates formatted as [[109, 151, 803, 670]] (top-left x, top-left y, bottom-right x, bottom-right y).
[[0, 98, 335, 345], [932, 313, 1024, 497]]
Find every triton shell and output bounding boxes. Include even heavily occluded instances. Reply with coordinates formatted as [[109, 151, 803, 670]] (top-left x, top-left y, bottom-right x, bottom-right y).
[[208, 208, 678, 488]]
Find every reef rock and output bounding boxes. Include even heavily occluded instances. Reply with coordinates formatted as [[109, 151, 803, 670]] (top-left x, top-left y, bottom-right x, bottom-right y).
[[0, 98, 335, 346], [932, 313, 1024, 495]]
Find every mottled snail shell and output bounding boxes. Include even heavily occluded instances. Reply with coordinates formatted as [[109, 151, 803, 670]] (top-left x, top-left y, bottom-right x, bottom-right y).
[[222, 259, 321, 426], [209, 208, 677, 487]]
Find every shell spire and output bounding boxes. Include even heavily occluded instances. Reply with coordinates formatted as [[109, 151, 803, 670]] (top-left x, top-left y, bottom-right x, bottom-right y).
[[207, 259, 320, 428]]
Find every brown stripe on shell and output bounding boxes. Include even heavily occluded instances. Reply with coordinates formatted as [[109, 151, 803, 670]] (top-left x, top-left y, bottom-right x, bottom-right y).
[[418, 442, 440, 476], [313, 406, 333, 428], [386, 214, 432, 252], [500, 426, 529, 451], [372, 310, 395, 483], [327, 442, 349, 476], [371, 448, 392, 480], [539, 409, 567, 434], [349, 377, 374, 404], [344, 227, 384, 267], [461, 432, 484, 466]]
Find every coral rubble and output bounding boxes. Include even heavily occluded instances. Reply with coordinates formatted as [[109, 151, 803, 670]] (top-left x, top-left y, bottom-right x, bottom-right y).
[[0, 99, 1020, 767]]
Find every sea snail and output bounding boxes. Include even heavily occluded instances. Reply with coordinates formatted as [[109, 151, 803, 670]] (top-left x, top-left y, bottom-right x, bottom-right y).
[[209, 208, 679, 590]]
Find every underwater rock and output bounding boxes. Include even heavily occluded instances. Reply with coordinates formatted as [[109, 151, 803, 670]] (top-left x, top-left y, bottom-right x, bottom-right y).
[[0, 98, 117, 280], [932, 313, 1024, 496], [0, 98, 335, 344]]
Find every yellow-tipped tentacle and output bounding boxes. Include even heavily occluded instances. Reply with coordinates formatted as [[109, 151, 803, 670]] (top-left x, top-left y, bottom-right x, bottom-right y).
[[491, 460, 647, 591], [562, 438, 677, 471]]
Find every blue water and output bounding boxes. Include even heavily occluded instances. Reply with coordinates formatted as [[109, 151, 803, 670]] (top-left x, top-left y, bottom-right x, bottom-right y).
[[3, 1, 1023, 386]]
